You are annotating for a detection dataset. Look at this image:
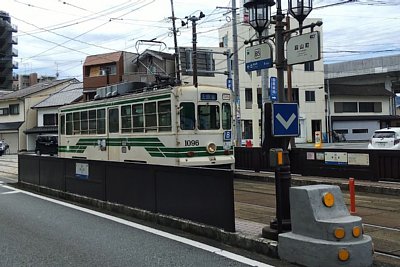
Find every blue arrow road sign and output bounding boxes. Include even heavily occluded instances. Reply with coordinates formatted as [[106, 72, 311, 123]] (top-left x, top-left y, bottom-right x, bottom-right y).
[[272, 103, 299, 137]]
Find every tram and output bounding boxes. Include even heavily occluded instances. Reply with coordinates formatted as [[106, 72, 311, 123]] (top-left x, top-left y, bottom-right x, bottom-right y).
[[58, 81, 235, 168]]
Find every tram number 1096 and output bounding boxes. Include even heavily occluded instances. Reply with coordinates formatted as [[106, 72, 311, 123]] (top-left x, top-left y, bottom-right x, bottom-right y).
[[185, 140, 200, 146]]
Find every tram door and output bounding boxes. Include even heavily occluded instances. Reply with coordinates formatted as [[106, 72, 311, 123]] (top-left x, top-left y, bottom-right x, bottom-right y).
[[108, 107, 120, 162]]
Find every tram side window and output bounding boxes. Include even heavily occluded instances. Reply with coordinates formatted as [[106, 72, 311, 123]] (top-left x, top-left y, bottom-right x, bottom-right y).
[[158, 100, 171, 132], [81, 111, 88, 135], [198, 105, 220, 130], [180, 102, 195, 130], [89, 110, 97, 134], [73, 112, 80, 135], [66, 113, 73, 135], [97, 109, 106, 134], [108, 108, 119, 133], [222, 103, 232, 130], [132, 104, 144, 132], [60, 114, 65, 135], [121, 105, 132, 133], [145, 102, 157, 132]]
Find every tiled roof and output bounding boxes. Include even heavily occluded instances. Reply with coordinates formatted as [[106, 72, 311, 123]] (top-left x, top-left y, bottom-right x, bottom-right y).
[[0, 79, 77, 100], [24, 125, 58, 134], [329, 83, 394, 96], [33, 82, 83, 108], [0, 121, 23, 131], [83, 51, 123, 66]]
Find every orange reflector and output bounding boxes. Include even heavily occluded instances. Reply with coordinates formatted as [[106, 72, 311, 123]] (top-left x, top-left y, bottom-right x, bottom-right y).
[[352, 226, 361, 237], [277, 151, 283, 165], [338, 248, 350, 261], [322, 192, 335, 207], [334, 228, 345, 239]]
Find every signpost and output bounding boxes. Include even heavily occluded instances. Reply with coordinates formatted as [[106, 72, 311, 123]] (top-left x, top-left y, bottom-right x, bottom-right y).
[[245, 42, 273, 72], [272, 103, 299, 137], [270, 77, 278, 102], [286, 32, 321, 65]]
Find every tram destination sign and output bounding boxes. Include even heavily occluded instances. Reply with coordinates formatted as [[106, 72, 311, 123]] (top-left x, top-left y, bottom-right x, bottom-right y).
[[245, 43, 273, 72], [287, 31, 321, 65]]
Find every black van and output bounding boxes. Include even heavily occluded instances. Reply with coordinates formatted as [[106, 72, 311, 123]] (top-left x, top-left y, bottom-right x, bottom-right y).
[[35, 135, 58, 156]]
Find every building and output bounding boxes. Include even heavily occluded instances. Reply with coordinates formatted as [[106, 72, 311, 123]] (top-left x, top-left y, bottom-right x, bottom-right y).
[[325, 54, 400, 141], [0, 79, 77, 153], [83, 51, 137, 100], [0, 11, 18, 91], [26, 82, 83, 151], [17, 73, 57, 90], [122, 49, 176, 84]]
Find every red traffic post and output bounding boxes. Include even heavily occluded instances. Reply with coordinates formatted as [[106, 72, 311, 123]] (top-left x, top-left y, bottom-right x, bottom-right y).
[[349, 177, 356, 214]]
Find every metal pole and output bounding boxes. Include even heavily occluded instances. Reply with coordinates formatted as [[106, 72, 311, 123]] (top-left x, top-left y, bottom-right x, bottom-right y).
[[327, 79, 332, 142], [232, 0, 242, 146]]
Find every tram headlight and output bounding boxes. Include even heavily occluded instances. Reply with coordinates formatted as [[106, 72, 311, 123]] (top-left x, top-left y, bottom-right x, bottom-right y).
[[206, 143, 217, 154]]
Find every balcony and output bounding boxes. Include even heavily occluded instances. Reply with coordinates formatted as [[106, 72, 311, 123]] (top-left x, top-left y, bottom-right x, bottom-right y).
[[12, 60, 18, 69], [11, 35, 18, 44], [11, 24, 17, 32], [12, 47, 18, 57]]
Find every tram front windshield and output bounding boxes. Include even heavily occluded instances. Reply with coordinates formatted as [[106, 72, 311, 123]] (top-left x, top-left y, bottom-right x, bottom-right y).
[[198, 105, 220, 130]]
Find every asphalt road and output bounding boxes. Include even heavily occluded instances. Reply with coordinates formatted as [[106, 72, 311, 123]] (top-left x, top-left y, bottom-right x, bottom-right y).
[[0, 181, 275, 267]]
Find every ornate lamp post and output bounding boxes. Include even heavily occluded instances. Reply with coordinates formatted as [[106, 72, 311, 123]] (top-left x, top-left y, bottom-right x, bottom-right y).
[[288, 0, 313, 34], [243, 0, 316, 239], [244, 0, 275, 40]]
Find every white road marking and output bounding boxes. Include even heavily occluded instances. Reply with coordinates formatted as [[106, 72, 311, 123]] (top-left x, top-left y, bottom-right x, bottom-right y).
[[364, 223, 400, 232], [0, 184, 274, 267], [276, 113, 296, 130], [0, 190, 20, 195]]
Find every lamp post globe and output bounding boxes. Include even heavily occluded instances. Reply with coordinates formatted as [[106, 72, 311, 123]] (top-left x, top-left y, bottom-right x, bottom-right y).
[[244, 0, 275, 38], [288, 0, 313, 31]]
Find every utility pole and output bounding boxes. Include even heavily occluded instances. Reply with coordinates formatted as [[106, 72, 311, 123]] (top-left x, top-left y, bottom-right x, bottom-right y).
[[231, 0, 242, 146], [169, 0, 181, 83], [183, 12, 205, 88]]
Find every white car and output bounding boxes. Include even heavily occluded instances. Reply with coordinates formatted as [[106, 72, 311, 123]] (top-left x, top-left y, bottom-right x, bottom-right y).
[[368, 127, 400, 149]]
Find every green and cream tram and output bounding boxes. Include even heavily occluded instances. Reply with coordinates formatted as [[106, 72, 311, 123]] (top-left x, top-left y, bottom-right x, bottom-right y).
[[58, 84, 235, 168]]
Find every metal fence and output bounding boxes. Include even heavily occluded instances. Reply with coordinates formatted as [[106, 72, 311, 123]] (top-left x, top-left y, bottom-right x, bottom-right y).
[[234, 147, 400, 182], [18, 154, 235, 232]]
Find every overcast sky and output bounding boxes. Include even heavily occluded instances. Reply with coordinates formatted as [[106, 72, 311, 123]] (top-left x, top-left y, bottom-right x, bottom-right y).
[[2, 0, 399, 80]]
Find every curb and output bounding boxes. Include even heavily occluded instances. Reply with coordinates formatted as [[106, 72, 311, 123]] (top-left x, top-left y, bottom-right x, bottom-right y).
[[16, 181, 278, 259]]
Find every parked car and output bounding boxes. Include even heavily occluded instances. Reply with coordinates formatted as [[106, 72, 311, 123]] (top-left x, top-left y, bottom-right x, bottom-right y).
[[368, 127, 400, 149], [0, 140, 9, 156], [35, 135, 58, 156]]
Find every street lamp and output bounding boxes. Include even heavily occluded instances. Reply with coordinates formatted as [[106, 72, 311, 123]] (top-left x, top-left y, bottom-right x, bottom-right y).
[[243, 0, 315, 239], [288, 0, 312, 33], [244, 0, 275, 39]]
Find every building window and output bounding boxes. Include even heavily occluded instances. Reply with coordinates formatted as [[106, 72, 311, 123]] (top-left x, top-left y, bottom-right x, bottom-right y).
[[334, 102, 358, 113], [257, 87, 262, 109], [245, 88, 252, 109], [304, 61, 314, 71], [43, 113, 58, 126], [305, 91, 315, 102], [0, 107, 9, 116], [9, 104, 19, 115], [179, 48, 215, 77], [352, 129, 368, 134], [243, 120, 253, 139], [359, 102, 382, 113]]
